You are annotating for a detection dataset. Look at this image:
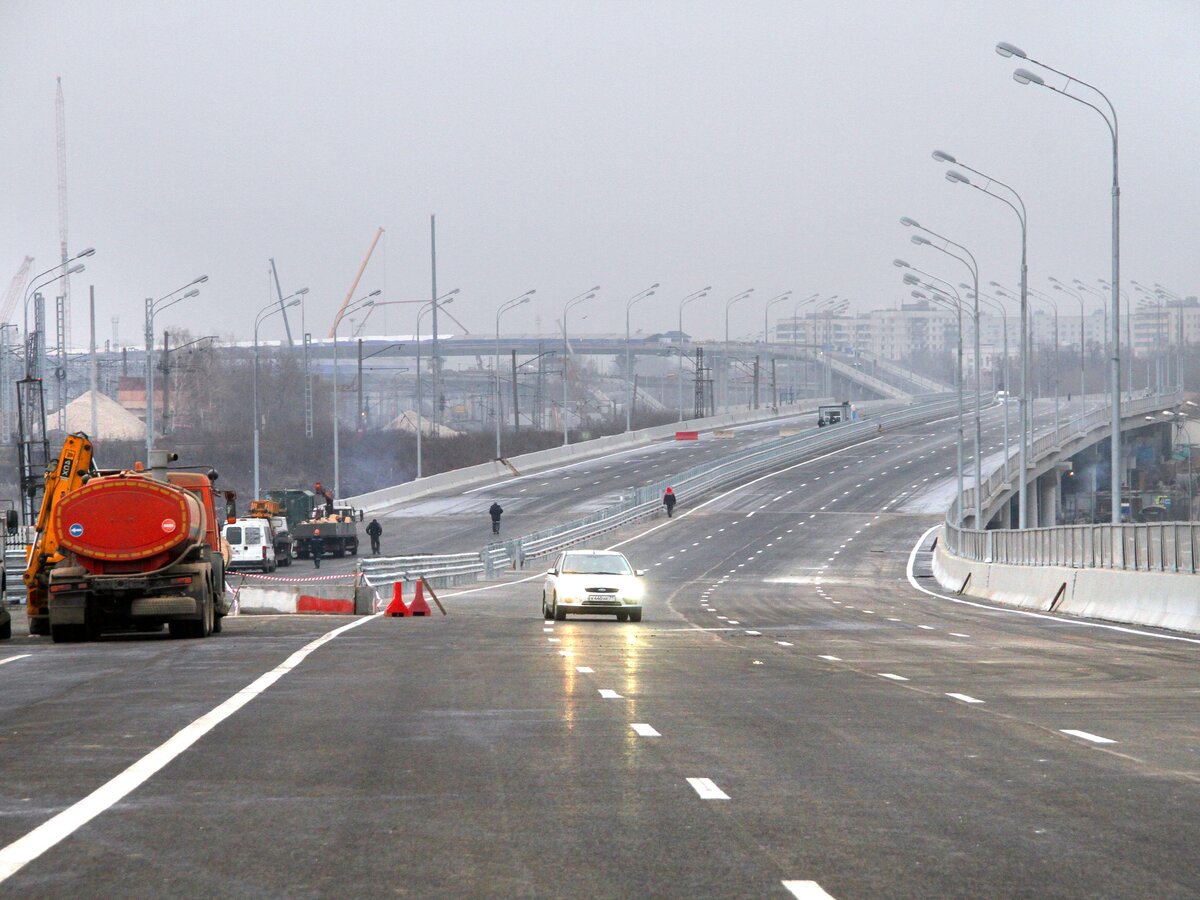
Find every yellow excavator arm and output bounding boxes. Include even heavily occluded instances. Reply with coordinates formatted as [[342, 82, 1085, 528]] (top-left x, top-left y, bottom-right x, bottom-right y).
[[25, 433, 96, 621]]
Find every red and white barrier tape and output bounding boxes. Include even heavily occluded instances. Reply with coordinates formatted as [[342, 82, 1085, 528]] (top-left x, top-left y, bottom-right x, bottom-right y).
[[234, 571, 359, 584]]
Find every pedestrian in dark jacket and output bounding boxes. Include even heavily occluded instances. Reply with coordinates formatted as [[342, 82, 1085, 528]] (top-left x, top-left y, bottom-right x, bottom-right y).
[[663, 487, 677, 517], [366, 518, 383, 555], [489, 502, 504, 534]]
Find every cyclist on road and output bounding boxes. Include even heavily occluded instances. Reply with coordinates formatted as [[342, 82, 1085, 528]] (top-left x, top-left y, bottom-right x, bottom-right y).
[[489, 501, 504, 535]]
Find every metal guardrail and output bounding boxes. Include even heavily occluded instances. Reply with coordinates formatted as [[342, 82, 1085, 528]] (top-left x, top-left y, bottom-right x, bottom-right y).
[[359, 396, 961, 588], [944, 391, 1195, 573]]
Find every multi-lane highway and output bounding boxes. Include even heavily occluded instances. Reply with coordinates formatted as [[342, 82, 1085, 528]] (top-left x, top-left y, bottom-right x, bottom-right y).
[[3, 399, 1198, 897]]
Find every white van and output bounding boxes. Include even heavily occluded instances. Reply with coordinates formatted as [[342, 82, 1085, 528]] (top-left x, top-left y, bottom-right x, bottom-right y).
[[223, 518, 277, 573]]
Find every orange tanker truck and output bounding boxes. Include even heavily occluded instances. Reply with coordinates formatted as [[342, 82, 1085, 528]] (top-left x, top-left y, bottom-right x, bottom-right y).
[[26, 434, 233, 642]]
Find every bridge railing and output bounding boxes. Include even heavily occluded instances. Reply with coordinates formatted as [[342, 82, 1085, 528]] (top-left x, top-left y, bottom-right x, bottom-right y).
[[945, 390, 1193, 573], [359, 396, 960, 588]]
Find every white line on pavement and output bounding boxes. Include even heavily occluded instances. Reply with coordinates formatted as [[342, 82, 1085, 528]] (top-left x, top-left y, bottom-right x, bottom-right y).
[[631, 723, 661, 737], [879, 673, 909, 681], [1060, 729, 1117, 744], [0, 613, 377, 884], [818, 655, 841, 662], [598, 689, 623, 699], [576, 666, 594, 674], [686, 777, 730, 800], [782, 880, 837, 899], [946, 693, 984, 704], [0, 655, 32, 667]]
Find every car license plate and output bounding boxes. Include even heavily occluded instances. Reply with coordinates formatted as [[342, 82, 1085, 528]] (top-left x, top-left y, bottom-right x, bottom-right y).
[[586, 594, 611, 603]]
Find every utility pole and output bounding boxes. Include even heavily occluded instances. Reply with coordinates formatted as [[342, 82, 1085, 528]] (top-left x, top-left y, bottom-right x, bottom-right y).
[[429, 214, 440, 426], [752, 356, 760, 410], [303, 332, 313, 438], [161, 329, 170, 435], [511, 349, 519, 433], [357, 337, 364, 433], [89, 287, 97, 438]]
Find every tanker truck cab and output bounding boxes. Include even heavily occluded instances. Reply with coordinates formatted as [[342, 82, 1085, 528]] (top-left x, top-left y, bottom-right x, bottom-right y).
[[223, 518, 277, 573]]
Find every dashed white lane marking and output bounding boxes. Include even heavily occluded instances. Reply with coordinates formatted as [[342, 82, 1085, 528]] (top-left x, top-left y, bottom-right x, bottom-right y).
[[1060, 729, 1117, 745], [917, 625, 935, 631], [686, 777, 730, 800], [542, 627, 553, 632], [946, 693, 984, 704], [631, 723, 661, 737], [0, 613, 376, 884], [598, 689, 623, 699], [548, 638, 561, 643], [879, 673, 909, 681], [776, 641, 794, 647], [0, 654, 32, 666], [745, 630, 761, 636], [782, 880, 837, 900], [576, 666, 594, 674], [818, 654, 841, 662], [949, 632, 970, 638]]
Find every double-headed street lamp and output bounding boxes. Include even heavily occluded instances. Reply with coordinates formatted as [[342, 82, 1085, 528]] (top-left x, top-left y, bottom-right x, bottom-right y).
[[898, 262, 969, 526], [22, 247, 96, 343], [146, 275, 207, 459], [1048, 277, 1087, 408], [253, 296, 303, 499], [415, 294, 456, 478], [332, 289, 380, 500], [495, 290, 536, 459], [790, 292, 825, 399], [624, 283, 659, 431], [677, 287, 710, 421], [763, 291, 793, 345], [998, 40, 1124, 524], [723, 289, 754, 409], [961, 283, 1014, 482], [561, 286, 600, 446], [904, 218, 984, 526]]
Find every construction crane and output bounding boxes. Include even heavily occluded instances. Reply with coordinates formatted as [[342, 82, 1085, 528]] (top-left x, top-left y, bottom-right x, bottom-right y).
[[1, 257, 34, 324], [56, 77, 71, 350], [329, 227, 384, 337]]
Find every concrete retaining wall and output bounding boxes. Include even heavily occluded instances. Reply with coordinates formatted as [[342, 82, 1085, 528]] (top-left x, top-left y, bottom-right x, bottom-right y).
[[231, 580, 371, 615], [933, 527, 1200, 633]]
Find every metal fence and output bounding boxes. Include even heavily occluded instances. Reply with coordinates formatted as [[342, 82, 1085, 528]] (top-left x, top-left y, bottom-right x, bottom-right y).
[[945, 391, 1196, 573], [358, 396, 961, 588]]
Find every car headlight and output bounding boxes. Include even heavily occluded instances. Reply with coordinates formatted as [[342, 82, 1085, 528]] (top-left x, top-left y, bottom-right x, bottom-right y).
[[623, 581, 644, 602]]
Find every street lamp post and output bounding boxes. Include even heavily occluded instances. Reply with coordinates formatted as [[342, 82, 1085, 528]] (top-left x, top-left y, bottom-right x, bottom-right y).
[[495, 290, 535, 459], [723, 289, 754, 409], [624, 283, 659, 431], [932, 154, 1031, 527], [790, 293, 826, 399], [999, 40, 1123, 524], [905, 221, 983, 527], [23, 262, 88, 381], [677, 287, 710, 421], [1028, 287, 1061, 435], [146, 275, 207, 460], [253, 297, 302, 499], [561, 287, 600, 446], [964, 283, 1014, 482], [1049, 278, 1087, 408], [332, 289, 380, 500], [905, 279, 966, 526], [415, 295, 456, 478], [762, 291, 792, 409]]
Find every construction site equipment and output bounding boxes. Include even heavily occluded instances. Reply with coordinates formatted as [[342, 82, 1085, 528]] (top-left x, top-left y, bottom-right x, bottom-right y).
[[25, 434, 231, 641], [263, 488, 318, 530], [293, 507, 361, 560], [248, 498, 293, 566]]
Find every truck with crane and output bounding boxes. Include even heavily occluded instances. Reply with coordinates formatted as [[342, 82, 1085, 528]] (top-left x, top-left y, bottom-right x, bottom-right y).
[[24, 433, 233, 642]]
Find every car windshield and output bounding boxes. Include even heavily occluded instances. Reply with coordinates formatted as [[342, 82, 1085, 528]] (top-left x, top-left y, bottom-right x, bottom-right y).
[[224, 526, 242, 544], [561, 554, 632, 575]]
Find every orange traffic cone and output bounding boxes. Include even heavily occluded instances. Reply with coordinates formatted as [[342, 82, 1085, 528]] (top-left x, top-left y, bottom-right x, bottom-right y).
[[384, 581, 410, 617], [409, 579, 432, 617]]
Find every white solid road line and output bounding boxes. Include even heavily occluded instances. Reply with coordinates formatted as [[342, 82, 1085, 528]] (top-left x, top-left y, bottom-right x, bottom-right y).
[[946, 693, 985, 704], [598, 689, 623, 699], [0, 614, 377, 884], [878, 673, 909, 681], [630, 723, 661, 737], [686, 777, 730, 800], [782, 880, 837, 899], [1060, 729, 1117, 744], [0, 654, 32, 666]]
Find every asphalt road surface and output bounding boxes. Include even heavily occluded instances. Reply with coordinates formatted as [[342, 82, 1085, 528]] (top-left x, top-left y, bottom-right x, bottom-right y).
[[5, 397, 1195, 898]]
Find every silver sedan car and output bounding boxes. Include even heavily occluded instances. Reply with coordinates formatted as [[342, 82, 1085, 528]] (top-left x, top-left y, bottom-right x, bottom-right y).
[[542, 549, 645, 622]]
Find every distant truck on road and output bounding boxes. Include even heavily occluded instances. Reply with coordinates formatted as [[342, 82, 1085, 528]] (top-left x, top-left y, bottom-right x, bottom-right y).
[[293, 507, 362, 559]]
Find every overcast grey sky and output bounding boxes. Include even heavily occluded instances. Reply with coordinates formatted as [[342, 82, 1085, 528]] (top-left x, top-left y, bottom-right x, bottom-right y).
[[2, 1, 1197, 347]]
